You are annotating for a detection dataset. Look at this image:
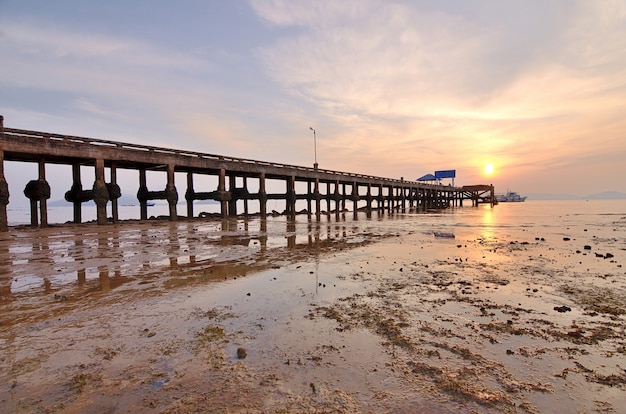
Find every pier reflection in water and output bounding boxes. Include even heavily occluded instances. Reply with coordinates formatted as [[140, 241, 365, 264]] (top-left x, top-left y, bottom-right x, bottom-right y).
[[0, 213, 385, 300]]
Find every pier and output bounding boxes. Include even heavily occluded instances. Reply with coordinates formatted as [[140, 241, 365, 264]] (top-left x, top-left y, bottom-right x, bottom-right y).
[[0, 115, 495, 231]]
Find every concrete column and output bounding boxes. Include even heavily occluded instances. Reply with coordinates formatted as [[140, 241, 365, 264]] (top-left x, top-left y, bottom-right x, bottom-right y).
[[326, 182, 331, 213], [38, 158, 49, 228], [352, 182, 359, 219], [186, 172, 194, 219], [243, 177, 249, 216], [228, 174, 237, 216], [71, 164, 82, 223], [93, 158, 109, 225], [110, 162, 119, 223], [218, 168, 227, 218], [166, 164, 177, 221], [286, 176, 296, 218], [0, 147, 8, 232], [314, 178, 321, 219], [139, 168, 148, 220], [334, 180, 340, 219], [306, 181, 312, 216], [259, 172, 267, 218], [350, 181, 361, 212]]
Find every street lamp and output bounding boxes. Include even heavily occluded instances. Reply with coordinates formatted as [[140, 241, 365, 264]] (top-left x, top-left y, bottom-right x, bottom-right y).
[[309, 127, 318, 170]]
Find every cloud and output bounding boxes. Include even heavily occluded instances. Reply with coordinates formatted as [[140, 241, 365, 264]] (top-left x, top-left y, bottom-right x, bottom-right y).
[[250, 0, 626, 190], [0, 19, 276, 153], [1, 1, 625, 195], [254, 0, 625, 116]]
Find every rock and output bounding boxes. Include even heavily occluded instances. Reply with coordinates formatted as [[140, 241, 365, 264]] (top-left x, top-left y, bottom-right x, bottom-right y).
[[583, 245, 592, 250], [563, 237, 570, 241], [605, 253, 614, 259], [237, 347, 247, 359], [554, 305, 572, 313]]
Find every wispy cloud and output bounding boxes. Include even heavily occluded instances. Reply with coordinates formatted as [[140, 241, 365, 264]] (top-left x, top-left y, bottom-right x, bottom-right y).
[[250, 0, 626, 191], [0, 1, 625, 195]]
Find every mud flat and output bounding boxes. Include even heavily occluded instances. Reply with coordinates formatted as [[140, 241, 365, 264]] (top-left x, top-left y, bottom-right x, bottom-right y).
[[1, 205, 625, 413]]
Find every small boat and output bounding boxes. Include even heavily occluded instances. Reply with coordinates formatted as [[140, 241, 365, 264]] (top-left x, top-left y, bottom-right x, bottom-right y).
[[496, 191, 527, 202]]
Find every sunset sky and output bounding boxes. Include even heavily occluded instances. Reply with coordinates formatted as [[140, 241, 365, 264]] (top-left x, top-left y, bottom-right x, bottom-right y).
[[1, 0, 625, 200]]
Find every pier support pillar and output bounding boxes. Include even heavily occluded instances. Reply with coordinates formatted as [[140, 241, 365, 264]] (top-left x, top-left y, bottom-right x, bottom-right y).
[[259, 172, 267, 218], [243, 177, 249, 216], [306, 181, 312, 216], [166, 164, 178, 221], [228, 174, 237, 216], [218, 168, 227, 218], [286, 176, 296, 218], [314, 178, 321, 219], [38, 158, 49, 227], [93, 158, 109, 225], [138, 169, 148, 220], [326, 182, 331, 214], [350, 181, 360, 219], [23, 158, 51, 228], [186, 172, 194, 219], [334, 180, 341, 219], [70, 164, 82, 223], [0, 145, 9, 232], [110, 162, 119, 223]]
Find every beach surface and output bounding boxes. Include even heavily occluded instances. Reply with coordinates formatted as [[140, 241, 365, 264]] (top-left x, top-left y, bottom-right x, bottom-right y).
[[1, 202, 625, 413]]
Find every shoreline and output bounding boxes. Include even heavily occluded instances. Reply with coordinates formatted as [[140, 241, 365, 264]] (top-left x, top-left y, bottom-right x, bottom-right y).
[[1, 207, 625, 413]]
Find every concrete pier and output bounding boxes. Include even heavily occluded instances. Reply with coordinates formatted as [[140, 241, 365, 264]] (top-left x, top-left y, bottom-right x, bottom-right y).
[[0, 116, 496, 230]]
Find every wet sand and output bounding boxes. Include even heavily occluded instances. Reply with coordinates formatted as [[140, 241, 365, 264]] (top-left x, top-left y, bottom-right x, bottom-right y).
[[1, 208, 625, 413]]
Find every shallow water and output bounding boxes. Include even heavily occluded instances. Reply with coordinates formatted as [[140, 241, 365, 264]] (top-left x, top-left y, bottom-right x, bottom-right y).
[[1, 200, 625, 413]]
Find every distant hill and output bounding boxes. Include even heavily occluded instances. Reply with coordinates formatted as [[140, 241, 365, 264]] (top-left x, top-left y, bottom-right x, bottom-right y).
[[526, 191, 626, 200], [526, 193, 580, 200], [584, 191, 626, 200]]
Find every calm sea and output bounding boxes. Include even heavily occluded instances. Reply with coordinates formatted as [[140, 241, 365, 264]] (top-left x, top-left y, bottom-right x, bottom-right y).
[[7, 199, 626, 232]]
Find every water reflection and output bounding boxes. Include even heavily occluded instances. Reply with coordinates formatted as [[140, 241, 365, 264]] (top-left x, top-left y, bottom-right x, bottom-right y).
[[0, 214, 384, 299], [480, 204, 495, 241]]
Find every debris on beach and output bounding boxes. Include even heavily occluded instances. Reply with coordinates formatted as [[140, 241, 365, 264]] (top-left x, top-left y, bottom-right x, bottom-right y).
[[434, 232, 455, 238]]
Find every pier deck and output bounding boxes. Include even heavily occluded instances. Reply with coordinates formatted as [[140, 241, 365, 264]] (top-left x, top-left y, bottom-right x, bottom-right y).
[[0, 116, 495, 231]]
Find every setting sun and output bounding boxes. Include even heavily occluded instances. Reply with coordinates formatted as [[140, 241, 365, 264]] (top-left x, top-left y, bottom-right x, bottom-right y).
[[484, 163, 494, 175]]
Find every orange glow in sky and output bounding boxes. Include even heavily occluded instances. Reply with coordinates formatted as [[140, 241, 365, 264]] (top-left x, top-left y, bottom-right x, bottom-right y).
[[0, 1, 625, 197]]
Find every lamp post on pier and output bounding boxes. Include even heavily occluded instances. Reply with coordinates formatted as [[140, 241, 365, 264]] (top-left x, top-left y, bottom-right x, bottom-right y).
[[309, 127, 318, 170]]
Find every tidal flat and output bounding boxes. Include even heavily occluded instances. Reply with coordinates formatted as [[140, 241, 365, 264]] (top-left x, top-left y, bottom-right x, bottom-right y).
[[1, 202, 625, 413]]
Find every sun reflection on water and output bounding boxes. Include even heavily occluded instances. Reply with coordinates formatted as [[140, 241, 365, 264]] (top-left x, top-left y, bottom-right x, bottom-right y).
[[479, 204, 496, 242]]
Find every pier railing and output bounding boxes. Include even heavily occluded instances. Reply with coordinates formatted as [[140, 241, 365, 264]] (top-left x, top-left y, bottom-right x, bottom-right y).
[[2, 127, 419, 186], [0, 116, 494, 231]]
